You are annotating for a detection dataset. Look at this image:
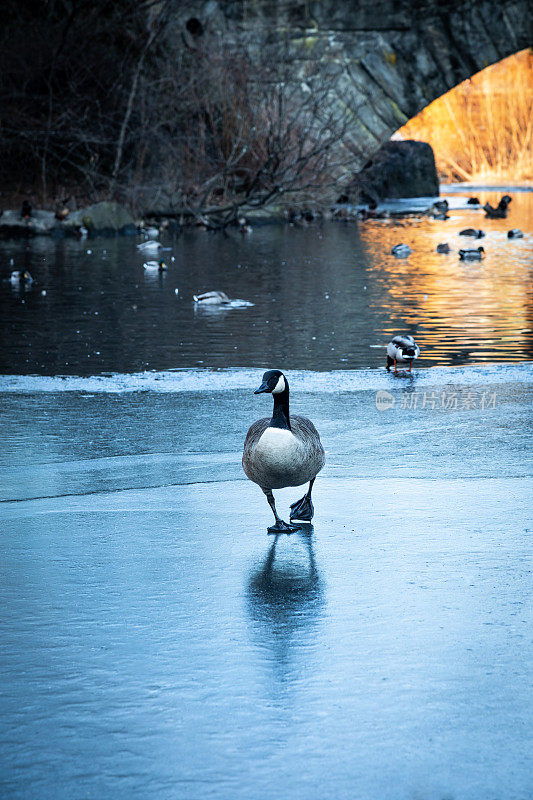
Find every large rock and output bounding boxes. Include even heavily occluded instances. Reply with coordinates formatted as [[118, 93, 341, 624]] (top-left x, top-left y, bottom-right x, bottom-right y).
[[0, 209, 57, 235], [70, 201, 135, 234], [0, 202, 136, 237], [343, 140, 440, 202]]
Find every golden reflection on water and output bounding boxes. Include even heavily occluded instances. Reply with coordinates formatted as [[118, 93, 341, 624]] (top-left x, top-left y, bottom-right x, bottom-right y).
[[359, 190, 532, 366]]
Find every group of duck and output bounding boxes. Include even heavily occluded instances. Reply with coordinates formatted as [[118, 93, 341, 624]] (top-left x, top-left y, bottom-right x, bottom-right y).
[[391, 195, 523, 262], [137, 225, 254, 307], [244, 335, 419, 531]]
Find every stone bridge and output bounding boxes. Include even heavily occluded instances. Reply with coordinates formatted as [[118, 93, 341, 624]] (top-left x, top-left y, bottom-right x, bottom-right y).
[[178, 0, 531, 169]]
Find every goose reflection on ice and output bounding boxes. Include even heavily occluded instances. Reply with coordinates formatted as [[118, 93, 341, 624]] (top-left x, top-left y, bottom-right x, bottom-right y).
[[246, 528, 324, 685]]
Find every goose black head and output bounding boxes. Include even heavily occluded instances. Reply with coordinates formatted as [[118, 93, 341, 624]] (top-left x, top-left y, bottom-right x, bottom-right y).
[[254, 369, 287, 395]]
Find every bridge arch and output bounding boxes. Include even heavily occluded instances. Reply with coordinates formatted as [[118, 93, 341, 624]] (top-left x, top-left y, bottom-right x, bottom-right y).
[[181, 0, 531, 168]]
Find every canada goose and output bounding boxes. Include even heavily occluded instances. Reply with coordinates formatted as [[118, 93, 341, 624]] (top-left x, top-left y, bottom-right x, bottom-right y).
[[143, 260, 167, 272], [137, 240, 164, 253], [391, 244, 412, 258], [436, 243, 451, 253], [242, 370, 325, 532], [459, 246, 485, 260], [8, 269, 34, 287], [459, 228, 485, 238], [386, 335, 420, 373], [507, 229, 523, 239], [484, 195, 512, 218]]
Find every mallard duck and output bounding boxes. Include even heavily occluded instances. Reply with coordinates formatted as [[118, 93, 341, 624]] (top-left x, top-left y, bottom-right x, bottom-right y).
[[193, 291, 230, 305], [386, 335, 420, 373], [436, 243, 451, 253], [429, 200, 449, 220], [55, 206, 69, 221], [459, 228, 485, 238], [237, 215, 252, 234], [391, 244, 412, 258], [137, 240, 164, 253], [459, 246, 485, 260], [483, 195, 512, 218], [242, 370, 325, 532], [144, 226, 160, 239], [8, 269, 34, 287], [143, 260, 167, 272], [507, 229, 523, 239]]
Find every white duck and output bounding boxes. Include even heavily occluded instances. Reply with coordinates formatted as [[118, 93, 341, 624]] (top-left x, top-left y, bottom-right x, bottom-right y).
[[242, 370, 325, 532], [386, 335, 420, 373]]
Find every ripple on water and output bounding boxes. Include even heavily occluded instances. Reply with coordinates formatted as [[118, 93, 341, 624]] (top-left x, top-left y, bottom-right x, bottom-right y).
[[0, 188, 531, 374]]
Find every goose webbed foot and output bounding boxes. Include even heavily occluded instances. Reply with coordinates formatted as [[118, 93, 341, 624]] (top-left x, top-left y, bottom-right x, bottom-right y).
[[267, 519, 300, 534], [289, 494, 314, 523]]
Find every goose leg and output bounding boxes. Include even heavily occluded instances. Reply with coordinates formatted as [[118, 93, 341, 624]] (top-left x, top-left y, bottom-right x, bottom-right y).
[[394, 358, 398, 375], [386, 356, 394, 372], [290, 478, 315, 523], [263, 489, 299, 533]]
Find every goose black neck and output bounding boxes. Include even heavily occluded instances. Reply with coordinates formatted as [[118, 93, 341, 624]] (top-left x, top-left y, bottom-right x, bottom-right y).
[[270, 384, 291, 430]]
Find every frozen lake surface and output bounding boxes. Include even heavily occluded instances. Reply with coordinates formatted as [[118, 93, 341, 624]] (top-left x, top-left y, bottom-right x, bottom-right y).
[[1, 364, 532, 799]]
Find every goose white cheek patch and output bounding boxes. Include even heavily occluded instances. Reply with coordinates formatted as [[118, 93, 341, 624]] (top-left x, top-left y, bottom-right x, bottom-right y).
[[272, 375, 286, 394]]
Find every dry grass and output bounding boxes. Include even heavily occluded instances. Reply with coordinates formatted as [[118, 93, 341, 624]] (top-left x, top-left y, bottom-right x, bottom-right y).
[[397, 49, 532, 183]]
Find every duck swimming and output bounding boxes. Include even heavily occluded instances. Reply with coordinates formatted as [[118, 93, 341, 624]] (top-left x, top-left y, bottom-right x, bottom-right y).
[[137, 240, 164, 253], [459, 246, 485, 260], [507, 229, 523, 239], [193, 291, 230, 305], [436, 243, 451, 253], [8, 269, 34, 287], [144, 226, 160, 239], [483, 195, 512, 218], [143, 260, 167, 272], [391, 244, 412, 258], [386, 335, 420, 373], [242, 370, 325, 532], [459, 228, 485, 238], [429, 200, 449, 220]]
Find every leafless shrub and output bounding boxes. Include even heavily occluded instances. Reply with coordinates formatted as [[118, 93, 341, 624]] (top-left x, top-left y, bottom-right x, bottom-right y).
[[0, 6, 359, 221]]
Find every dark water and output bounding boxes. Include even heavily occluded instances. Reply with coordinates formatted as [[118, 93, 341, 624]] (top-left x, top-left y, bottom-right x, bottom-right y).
[[0, 189, 531, 375]]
